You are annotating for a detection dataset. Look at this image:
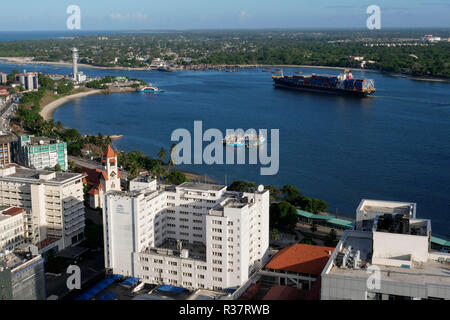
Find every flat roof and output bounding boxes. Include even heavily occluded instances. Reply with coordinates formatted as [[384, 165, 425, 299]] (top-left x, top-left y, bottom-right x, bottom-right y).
[[177, 182, 225, 191], [0, 166, 83, 184], [265, 243, 335, 275], [329, 257, 450, 286], [327, 232, 450, 287]]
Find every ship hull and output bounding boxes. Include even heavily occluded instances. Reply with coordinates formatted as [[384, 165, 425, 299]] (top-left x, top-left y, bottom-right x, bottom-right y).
[[273, 79, 375, 97]]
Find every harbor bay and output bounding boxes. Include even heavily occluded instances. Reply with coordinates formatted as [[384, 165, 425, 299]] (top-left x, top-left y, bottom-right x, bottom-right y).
[[1, 62, 449, 237]]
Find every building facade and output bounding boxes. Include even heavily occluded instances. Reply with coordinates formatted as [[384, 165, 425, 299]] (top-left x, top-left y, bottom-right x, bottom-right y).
[[0, 246, 46, 300], [0, 135, 13, 167], [13, 135, 68, 171], [0, 72, 7, 85], [0, 165, 85, 253], [15, 72, 39, 91], [0, 207, 25, 252], [103, 180, 270, 291], [321, 199, 450, 300]]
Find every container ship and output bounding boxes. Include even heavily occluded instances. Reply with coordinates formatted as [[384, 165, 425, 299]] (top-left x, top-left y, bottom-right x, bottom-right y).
[[272, 69, 375, 96]]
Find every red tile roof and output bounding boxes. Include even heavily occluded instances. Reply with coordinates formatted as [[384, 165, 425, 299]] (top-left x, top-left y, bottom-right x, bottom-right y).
[[2, 207, 24, 217], [82, 167, 103, 186], [262, 285, 301, 300], [102, 145, 116, 159], [238, 283, 261, 300], [265, 243, 334, 275]]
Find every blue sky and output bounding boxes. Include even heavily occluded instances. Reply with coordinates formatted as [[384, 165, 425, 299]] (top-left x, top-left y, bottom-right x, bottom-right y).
[[0, 0, 449, 31]]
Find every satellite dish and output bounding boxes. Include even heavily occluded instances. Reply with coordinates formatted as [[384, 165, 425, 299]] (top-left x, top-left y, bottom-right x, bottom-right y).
[[257, 185, 264, 192]]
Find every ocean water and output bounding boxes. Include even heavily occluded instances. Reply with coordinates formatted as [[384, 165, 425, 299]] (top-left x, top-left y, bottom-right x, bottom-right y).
[[1, 62, 449, 237]]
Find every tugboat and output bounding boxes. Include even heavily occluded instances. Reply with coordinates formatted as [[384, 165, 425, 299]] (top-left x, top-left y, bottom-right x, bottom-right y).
[[137, 83, 163, 93]]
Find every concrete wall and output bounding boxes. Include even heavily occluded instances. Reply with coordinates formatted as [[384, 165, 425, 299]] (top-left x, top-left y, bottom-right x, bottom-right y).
[[372, 231, 429, 263]]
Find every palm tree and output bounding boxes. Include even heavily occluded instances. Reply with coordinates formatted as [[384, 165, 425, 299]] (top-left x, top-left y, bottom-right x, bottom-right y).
[[152, 165, 166, 181], [157, 147, 166, 164], [168, 143, 177, 172]]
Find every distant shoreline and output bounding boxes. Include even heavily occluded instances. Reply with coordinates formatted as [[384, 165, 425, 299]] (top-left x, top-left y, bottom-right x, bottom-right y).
[[1, 56, 449, 83]]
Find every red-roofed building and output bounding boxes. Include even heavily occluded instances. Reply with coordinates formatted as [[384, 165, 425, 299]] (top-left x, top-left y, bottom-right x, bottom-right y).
[[262, 285, 301, 300], [262, 243, 334, 290], [82, 145, 121, 209]]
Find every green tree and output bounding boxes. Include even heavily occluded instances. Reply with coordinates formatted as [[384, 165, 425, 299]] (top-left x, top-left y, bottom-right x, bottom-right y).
[[166, 170, 187, 185], [270, 201, 298, 229], [157, 147, 166, 163], [228, 180, 257, 192], [54, 164, 62, 172]]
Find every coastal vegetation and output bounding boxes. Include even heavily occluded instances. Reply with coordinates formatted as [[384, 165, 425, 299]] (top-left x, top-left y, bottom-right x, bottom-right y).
[[8, 70, 187, 185], [0, 30, 449, 78]]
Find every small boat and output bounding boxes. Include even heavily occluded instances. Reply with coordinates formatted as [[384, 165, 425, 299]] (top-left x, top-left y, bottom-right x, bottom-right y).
[[137, 83, 163, 93], [223, 133, 266, 147]]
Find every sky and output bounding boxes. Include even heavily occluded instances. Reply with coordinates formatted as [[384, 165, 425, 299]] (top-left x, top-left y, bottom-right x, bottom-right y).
[[0, 0, 449, 31]]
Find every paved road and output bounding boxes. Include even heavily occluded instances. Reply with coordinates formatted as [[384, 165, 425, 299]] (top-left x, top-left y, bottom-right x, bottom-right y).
[[0, 95, 19, 135]]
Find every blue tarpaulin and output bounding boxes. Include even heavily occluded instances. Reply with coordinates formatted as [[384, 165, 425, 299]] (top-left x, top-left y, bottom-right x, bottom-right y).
[[74, 274, 122, 300], [121, 277, 140, 286], [156, 285, 187, 294], [97, 293, 118, 300]]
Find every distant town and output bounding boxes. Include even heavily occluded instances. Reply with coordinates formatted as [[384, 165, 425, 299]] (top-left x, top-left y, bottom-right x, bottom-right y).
[[1, 30, 450, 78]]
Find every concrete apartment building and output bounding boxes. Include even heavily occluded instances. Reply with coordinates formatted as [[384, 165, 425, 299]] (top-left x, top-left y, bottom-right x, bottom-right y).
[[0, 72, 7, 85], [0, 135, 14, 167], [13, 135, 68, 171], [321, 199, 450, 300], [0, 246, 46, 300], [0, 207, 25, 252], [0, 165, 85, 253], [103, 179, 270, 291], [15, 72, 39, 91]]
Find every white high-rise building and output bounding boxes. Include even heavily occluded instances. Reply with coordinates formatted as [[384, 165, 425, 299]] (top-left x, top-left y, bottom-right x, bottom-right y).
[[103, 180, 270, 291], [0, 165, 85, 253]]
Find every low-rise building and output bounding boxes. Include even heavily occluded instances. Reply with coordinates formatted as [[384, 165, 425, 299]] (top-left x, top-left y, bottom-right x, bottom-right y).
[[262, 243, 334, 290], [0, 165, 85, 253], [103, 180, 270, 291], [13, 135, 68, 171], [321, 199, 450, 300], [0, 207, 25, 252]]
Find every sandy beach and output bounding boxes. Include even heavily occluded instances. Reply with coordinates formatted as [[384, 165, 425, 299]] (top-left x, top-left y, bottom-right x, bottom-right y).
[[40, 89, 102, 121]]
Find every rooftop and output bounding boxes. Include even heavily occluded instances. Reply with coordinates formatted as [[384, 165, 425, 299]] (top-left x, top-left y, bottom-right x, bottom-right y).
[[143, 239, 207, 261], [0, 165, 83, 184], [177, 182, 226, 192], [326, 231, 450, 287], [265, 243, 335, 275]]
